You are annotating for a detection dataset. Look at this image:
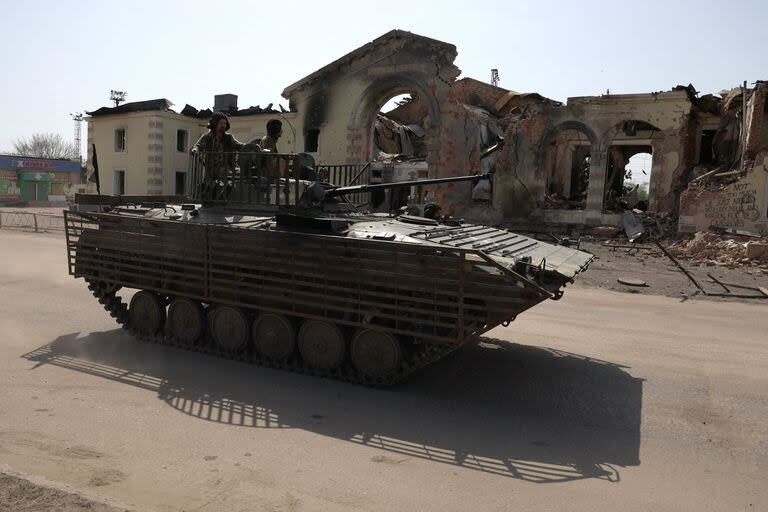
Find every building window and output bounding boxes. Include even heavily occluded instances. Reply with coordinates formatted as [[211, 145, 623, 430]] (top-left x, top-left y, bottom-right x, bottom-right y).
[[177, 129, 188, 153], [115, 129, 126, 152], [305, 129, 320, 153], [113, 169, 126, 195], [175, 171, 186, 195]]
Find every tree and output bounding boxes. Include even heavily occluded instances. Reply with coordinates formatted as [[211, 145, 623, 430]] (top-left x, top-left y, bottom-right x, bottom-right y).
[[13, 133, 79, 160]]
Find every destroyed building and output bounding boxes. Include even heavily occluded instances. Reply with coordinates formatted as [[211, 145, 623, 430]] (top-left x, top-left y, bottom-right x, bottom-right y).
[[473, 82, 768, 237], [84, 30, 768, 235], [677, 82, 768, 236], [278, 30, 768, 234]]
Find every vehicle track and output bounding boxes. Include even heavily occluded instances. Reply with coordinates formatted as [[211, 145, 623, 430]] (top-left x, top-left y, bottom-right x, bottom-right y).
[[86, 280, 460, 387]]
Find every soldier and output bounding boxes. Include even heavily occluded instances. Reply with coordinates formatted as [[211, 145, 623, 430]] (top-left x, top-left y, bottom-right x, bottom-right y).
[[260, 119, 284, 179], [260, 119, 282, 153], [191, 112, 244, 181]]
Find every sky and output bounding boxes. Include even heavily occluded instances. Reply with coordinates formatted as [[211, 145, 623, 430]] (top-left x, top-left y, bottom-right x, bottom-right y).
[[1, 0, 766, 157]]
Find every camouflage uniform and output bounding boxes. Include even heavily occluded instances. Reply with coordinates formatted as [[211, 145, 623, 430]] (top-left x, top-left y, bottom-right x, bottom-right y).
[[259, 135, 281, 178], [193, 132, 244, 180]]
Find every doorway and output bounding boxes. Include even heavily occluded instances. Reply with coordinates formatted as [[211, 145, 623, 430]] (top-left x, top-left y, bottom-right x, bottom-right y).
[[21, 182, 37, 201]]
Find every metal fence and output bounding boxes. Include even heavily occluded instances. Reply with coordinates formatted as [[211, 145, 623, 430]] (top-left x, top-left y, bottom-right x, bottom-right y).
[[0, 210, 66, 232]]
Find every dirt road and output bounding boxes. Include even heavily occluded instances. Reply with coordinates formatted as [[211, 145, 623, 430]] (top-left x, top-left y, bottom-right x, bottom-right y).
[[0, 230, 765, 511]]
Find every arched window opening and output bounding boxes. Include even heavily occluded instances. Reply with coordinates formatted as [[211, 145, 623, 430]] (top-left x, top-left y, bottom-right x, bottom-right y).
[[544, 128, 593, 209]]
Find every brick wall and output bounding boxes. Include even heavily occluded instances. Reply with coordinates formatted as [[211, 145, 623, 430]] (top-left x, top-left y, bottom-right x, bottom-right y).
[[452, 78, 510, 111]]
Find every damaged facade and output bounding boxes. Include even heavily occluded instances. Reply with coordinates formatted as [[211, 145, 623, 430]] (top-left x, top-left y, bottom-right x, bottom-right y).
[[678, 82, 768, 236], [277, 30, 768, 234], [484, 82, 768, 236], [85, 30, 768, 235], [489, 89, 697, 227]]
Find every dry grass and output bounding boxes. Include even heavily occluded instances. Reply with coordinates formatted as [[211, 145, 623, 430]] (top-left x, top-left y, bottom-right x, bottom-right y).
[[0, 474, 129, 512]]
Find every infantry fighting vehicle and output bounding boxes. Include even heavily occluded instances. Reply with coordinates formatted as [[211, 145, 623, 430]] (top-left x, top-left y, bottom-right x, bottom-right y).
[[65, 151, 592, 385]]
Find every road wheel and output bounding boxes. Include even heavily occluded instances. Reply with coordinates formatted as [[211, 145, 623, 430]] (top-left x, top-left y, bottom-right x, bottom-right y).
[[253, 313, 296, 361], [167, 298, 205, 345], [129, 291, 166, 335], [298, 320, 346, 370], [209, 306, 249, 352], [350, 329, 402, 379]]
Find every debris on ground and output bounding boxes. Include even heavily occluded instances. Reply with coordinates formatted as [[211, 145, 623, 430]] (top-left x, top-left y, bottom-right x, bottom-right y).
[[666, 231, 768, 268], [603, 243, 657, 252], [655, 240, 768, 299], [590, 226, 621, 238], [707, 273, 768, 298], [575, 240, 768, 301], [620, 211, 644, 243]]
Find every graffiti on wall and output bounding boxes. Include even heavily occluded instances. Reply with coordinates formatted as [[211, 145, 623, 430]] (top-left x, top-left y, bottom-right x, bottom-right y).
[[703, 182, 761, 228]]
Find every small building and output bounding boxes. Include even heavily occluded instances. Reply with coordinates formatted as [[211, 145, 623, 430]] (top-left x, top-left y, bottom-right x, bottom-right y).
[[0, 154, 81, 204], [85, 97, 298, 196]]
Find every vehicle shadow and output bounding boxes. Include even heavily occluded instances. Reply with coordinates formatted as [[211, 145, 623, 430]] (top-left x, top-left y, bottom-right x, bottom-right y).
[[23, 331, 642, 484]]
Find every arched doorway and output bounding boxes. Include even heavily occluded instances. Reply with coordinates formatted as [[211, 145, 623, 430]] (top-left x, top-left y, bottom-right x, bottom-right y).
[[539, 122, 598, 209], [348, 76, 442, 172], [624, 152, 652, 210], [349, 81, 441, 211], [603, 120, 660, 211], [373, 92, 428, 160]]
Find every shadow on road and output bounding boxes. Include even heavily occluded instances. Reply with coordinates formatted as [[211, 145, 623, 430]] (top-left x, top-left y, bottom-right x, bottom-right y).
[[23, 331, 642, 484]]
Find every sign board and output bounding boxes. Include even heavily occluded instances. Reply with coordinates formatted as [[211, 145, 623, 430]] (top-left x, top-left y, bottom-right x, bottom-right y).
[[0, 155, 80, 173], [19, 172, 57, 181]]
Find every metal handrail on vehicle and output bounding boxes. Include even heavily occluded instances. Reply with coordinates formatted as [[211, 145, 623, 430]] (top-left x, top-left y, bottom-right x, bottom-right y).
[[188, 151, 372, 209], [188, 151, 298, 208]]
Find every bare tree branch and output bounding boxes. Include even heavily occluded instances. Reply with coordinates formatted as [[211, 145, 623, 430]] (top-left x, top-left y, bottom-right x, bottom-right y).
[[13, 133, 79, 160]]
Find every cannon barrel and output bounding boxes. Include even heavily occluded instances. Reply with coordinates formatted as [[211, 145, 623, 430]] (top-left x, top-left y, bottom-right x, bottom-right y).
[[324, 172, 491, 198]]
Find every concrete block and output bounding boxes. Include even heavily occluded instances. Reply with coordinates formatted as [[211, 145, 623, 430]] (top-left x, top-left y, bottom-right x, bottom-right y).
[[746, 241, 768, 260]]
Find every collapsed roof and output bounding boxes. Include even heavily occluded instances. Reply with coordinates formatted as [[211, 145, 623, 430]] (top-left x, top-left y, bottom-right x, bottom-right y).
[[87, 99, 282, 118], [86, 99, 174, 116]]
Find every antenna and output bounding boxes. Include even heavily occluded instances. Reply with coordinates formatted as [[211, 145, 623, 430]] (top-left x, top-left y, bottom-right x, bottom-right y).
[[70, 112, 84, 161], [491, 69, 500, 87], [110, 90, 127, 107]]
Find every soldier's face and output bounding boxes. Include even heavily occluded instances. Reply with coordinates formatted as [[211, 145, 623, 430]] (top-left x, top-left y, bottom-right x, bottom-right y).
[[216, 119, 227, 132]]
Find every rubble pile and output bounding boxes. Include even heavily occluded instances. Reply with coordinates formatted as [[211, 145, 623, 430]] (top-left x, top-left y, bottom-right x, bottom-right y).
[[667, 231, 768, 267]]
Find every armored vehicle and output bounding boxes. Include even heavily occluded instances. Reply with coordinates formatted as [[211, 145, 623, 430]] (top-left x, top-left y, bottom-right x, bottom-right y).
[[65, 151, 592, 385]]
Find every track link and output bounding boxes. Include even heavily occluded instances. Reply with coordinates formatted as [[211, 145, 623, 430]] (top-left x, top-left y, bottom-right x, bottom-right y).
[[86, 281, 460, 387]]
